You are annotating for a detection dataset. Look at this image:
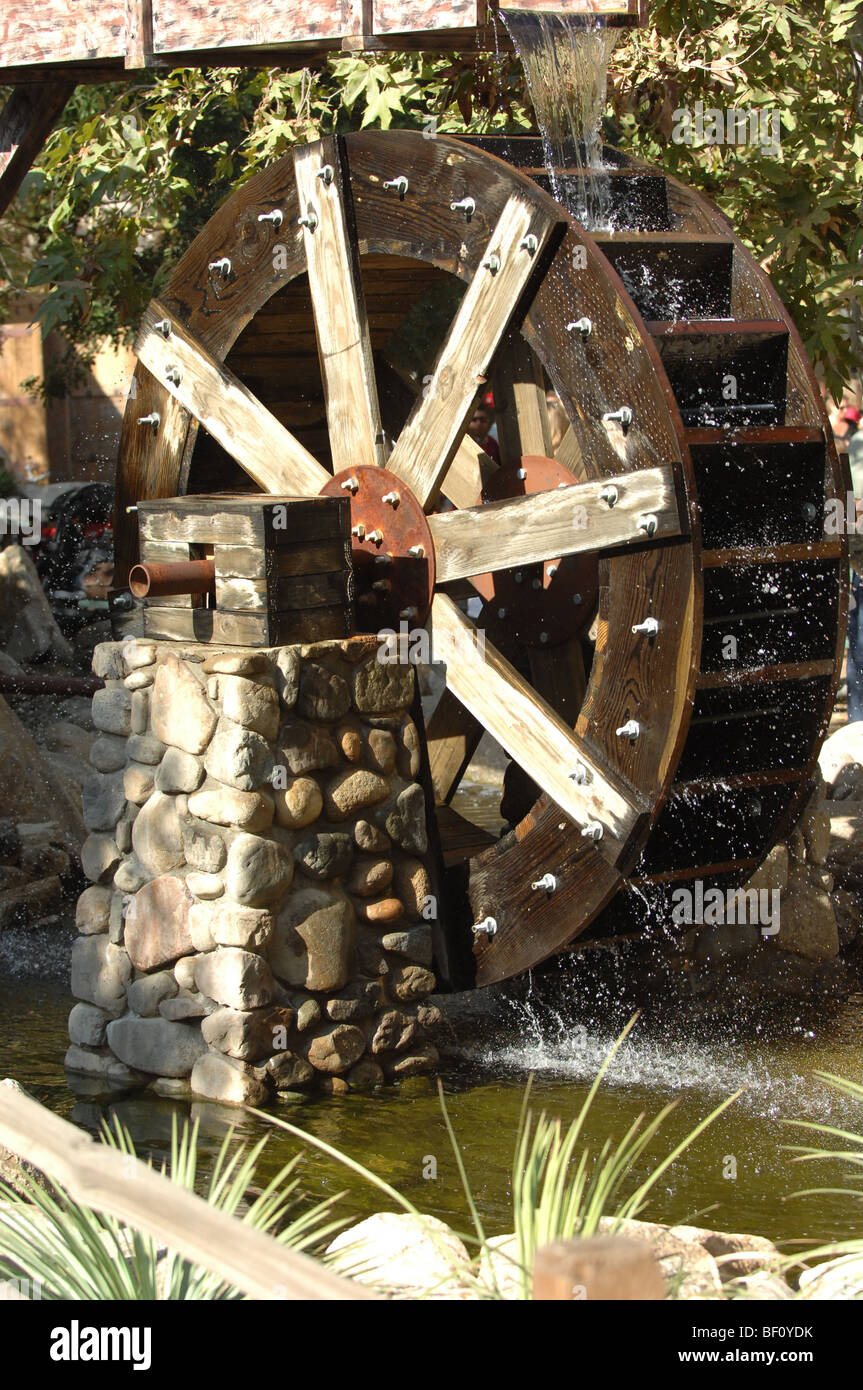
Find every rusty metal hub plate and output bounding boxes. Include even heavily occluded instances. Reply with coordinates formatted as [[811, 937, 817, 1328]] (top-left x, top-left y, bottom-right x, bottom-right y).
[[320, 465, 436, 632], [471, 454, 599, 648]]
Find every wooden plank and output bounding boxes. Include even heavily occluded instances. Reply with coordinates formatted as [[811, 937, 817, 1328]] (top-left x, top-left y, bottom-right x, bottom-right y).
[[143, 605, 351, 645], [696, 659, 835, 690], [0, 82, 74, 217], [152, 0, 351, 53], [125, 0, 153, 67], [431, 595, 645, 865], [435, 802, 497, 868], [555, 424, 585, 480], [0, 3, 125, 68], [0, 1082, 372, 1302], [135, 301, 330, 496], [215, 575, 268, 611], [294, 138, 386, 471], [426, 687, 487, 805], [527, 635, 587, 726], [386, 194, 560, 507], [213, 544, 268, 580], [491, 333, 552, 462], [140, 507, 265, 547], [428, 465, 681, 583], [702, 542, 842, 567], [631, 857, 759, 886]]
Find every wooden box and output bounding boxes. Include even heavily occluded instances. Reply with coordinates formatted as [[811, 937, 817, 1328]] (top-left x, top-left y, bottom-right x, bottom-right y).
[[137, 494, 354, 646]]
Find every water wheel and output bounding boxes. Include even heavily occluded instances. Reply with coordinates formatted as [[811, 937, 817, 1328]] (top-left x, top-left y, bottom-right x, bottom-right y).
[[113, 131, 846, 990]]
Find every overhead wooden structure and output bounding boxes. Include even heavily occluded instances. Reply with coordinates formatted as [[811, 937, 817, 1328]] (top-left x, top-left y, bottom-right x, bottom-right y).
[[110, 129, 846, 989]]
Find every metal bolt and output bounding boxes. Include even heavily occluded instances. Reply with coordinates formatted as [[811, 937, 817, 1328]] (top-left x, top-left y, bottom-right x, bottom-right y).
[[570, 762, 590, 785], [298, 205, 318, 232], [381, 490, 400, 507], [154, 319, 172, 338], [367, 529, 384, 544], [407, 544, 424, 558], [316, 164, 334, 186], [257, 209, 283, 228], [351, 523, 366, 540], [632, 616, 659, 636], [532, 578, 541, 590], [573, 592, 583, 605], [514, 571, 523, 584], [372, 580, 392, 593], [471, 916, 497, 937], [516, 468, 527, 480], [208, 257, 232, 277], [547, 565, 558, 578], [340, 476, 359, 494], [125, 505, 139, 515], [566, 317, 593, 339], [637, 513, 659, 537], [616, 719, 641, 741], [137, 412, 160, 430], [165, 365, 182, 387], [531, 873, 557, 893], [482, 253, 500, 274], [519, 233, 538, 255], [497, 607, 507, 619], [383, 175, 409, 199], [598, 484, 619, 507], [399, 606, 417, 620], [801, 501, 818, 520], [539, 631, 549, 643], [603, 406, 633, 429], [450, 197, 475, 221], [374, 553, 393, 566], [581, 821, 604, 841]]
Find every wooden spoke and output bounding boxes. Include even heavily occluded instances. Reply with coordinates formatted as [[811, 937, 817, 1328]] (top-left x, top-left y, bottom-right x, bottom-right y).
[[555, 424, 586, 480], [386, 194, 560, 508], [135, 302, 330, 496], [440, 436, 497, 510], [428, 464, 681, 584], [491, 333, 553, 461], [0, 82, 74, 217], [294, 138, 386, 471], [431, 595, 645, 865], [528, 636, 588, 726], [426, 687, 487, 806]]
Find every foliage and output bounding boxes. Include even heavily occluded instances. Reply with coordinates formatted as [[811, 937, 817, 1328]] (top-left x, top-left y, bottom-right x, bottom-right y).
[[0, 1115, 346, 1300], [0, 0, 860, 397], [783, 1069, 863, 1275]]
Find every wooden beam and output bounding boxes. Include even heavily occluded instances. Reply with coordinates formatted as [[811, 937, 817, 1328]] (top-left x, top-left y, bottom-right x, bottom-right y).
[[555, 424, 585, 480], [386, 194, 560, 507], [134, 300, 330, 497], [125, 0, 153, 68], [426, 687, 487, 805], [0, 82, 74, 217], [428, 464, 681, 584], [491, 332, 552, 462], [294, 137, 386, 471], [0, 1082, 373, 1301], [431, 595, 644, 864]]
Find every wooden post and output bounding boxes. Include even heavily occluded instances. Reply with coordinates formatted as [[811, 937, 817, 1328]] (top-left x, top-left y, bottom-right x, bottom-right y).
[[0, 83, 74, 218], [125, 0, 154, 69], [532, 1236, 666, 1300]]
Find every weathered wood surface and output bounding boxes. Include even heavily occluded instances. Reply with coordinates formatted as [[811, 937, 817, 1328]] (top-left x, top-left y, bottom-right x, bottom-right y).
[[0, 3, 125, 68], [385, 194, 561, 507], [143, 603, 351, 645], [428, 465, 681, 583], [432, 594, 643, 864], [294, 138, 386, 472], [426, 687, 487, 806], [0, 82, 74, 217], [125, 0, 154, 67], [135, 302, 330, 496], [491, 333, 552, 462], [0, 1083, 372, 1301]]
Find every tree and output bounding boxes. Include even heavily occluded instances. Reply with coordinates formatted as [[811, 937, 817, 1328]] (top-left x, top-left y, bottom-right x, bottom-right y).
[[0, 0, 860, 399]]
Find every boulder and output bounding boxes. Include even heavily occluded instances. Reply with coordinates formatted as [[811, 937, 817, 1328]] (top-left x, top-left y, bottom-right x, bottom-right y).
[[0, 696, 84, 845], [123, 875, 195, 972], [186, 786, 274, 832], [819, 722, 863, 793], [297, 663, 351, 722], [326, 1213, 470, 1295], [155, 747, 205, 795], [194, 947, 276, 1010], [126, 970, 179, 1017], [0, 544, 74, 663], [68, 1002, 111, 1047], [771, 868, 839, 960], [305, 1023, 365, 1074], [76, 885, 112, 935], [190, 901, 273, 951], [324, 768, 390, 821], [225, 833, 293, 907], [131, 790, 185, 876], [276, 720, 339, 775], [220, 675, 280, 739], [150, 656, 217, 755], [82, 771, 127, 833], [352, 659, 414, 715], [202, 1004, 294, 1062], [295, 832, 353, 881], [107, 1015, 207, 1077], [270, 885, 355, 992], [71, 936, 131, 1014], [204, 718, 273, 791], [190, 1051, 270, 1106]]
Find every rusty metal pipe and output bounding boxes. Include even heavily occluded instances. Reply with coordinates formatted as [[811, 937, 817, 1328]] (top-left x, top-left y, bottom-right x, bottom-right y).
[[128, 559, 216, 599], [0, 673, 104, 697]]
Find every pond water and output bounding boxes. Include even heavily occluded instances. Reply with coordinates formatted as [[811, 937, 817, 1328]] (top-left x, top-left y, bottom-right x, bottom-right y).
[[2, 923, 862, 1261]]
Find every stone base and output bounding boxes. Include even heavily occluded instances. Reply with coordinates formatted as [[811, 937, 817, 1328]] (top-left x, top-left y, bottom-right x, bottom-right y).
[[66, 636, 441, 1103]]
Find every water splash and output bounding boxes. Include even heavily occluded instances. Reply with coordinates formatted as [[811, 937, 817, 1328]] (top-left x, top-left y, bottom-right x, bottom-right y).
[[501, 9, 619, 227]]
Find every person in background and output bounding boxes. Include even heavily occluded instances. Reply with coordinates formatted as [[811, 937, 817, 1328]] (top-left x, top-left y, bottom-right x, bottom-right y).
[[466, 396, 501, 464]]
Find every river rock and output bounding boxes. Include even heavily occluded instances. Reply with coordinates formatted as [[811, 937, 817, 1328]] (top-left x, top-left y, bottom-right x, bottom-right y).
[[221, 675, 280, 740], [124, 875, 195, 971], [131, 789, 185, 876], [160, 990, 211, 1021], [90, 735, 128, 773], [389, 963, 435, 1002], [107, 1015, 207, 1077], [277, 720, 340, 775], [186, 871, 223, 900], [123, 641, 157, 672], [71, 936, 131, 1014], [381, 926, 433, 966], [352, 659, 414, 715], [91, 687, 132, 737], [68, 1002, 110, 1047], [271, 885, 356, 992], [156, 747, 204, 795], [273, 775, 323, 830], [325, 768, 390, 821], [273, 648, 300, 708], [305, 1024, 365, 1074], [130, 689, 149, 734], [670, 1225, 782, 1281], [295, 998, 321, 1032], [194, 947, 276, 1010], [181, 821, 228, 876], [81, 833, 121, 884], [295, 832, 352, 881], [124, 669, 154, 691], [225, 833, 293, 907], [92, 642, 125, 679], [326, 1213, 469, 1293], [191, 901, 273, 951], [267, 1052, 315, 1089], [202, 651, 269, 676], [202, 1004, 294, 1062], [367, 729, 396, 775], [771, 868, 839, 960], [113, 856, 149, 893], [127, 733, 165, 765], [391, 1045, 439, 1077], [380, 783, 427, 854], [63, 1045, 142, 1089], [151, 656, 217, 755], [347, 1059, 385, 1089], [819, 721, 863, 792], [204, 718, 273, 791], [76, 884, 112, 935], [124, 763, 156, 805], [353, 819, 391, 853], [397, 718, 421, 778], [297, 663, 351, 722], [190, 1052, 270, 1106], [338, 723, 363, 763], [368, 1009, 406, 1054], [347, 857, 393, 898], [187, 785, 273, 832], [126, 970, 179, 1017]]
